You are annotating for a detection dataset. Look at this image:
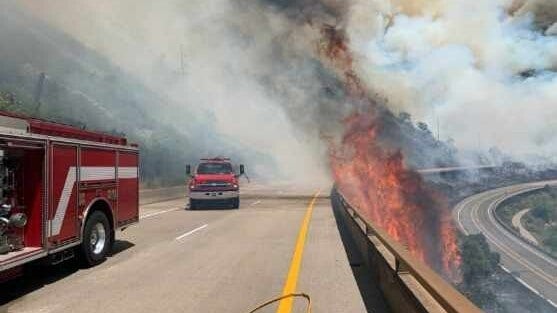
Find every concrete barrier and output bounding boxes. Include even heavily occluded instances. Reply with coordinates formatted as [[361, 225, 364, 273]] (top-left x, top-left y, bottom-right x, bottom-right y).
[[139, 186, 185, 205]]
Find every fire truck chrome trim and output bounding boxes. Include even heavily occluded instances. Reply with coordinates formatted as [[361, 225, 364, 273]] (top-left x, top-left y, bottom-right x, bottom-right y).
[[48, 241, 81, 254], [0, 251, 48, 271], [189, 190, 239, 200], [90, 223, 106, 254]]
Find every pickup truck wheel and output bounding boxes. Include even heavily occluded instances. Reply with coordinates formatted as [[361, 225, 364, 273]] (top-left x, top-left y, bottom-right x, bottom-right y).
[[231, 197, 240, 209], [80, 211, 111, 266], [189, 199, 197, 210]]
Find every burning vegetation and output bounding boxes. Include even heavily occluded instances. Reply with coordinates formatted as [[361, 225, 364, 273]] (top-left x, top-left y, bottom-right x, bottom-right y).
[[319, 25, 461, 278]]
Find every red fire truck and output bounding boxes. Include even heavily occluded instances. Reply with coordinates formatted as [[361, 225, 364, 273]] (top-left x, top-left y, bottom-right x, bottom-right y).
[[0, 111, 138, 281]]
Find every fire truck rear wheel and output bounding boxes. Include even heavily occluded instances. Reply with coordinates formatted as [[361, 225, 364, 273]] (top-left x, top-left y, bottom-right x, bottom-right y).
[[80, 211, 112, 266]]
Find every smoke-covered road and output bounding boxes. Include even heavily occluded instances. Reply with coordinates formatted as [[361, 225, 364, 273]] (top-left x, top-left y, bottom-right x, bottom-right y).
[[0, 186, 377, 313], [454, 182, 557, 308]]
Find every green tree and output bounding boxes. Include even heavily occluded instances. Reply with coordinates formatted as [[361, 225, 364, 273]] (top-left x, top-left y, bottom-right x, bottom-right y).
[[398, 112, 412, 124], [531, 204, 553, 222], [417, 121, 430, 133], [544, 228, 557, 253], [461, 234, 500, 285], [459, 234, 502, 310]]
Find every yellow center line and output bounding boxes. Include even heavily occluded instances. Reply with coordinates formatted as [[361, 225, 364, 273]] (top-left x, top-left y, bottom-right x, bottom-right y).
[[276, 190, 320, 313]]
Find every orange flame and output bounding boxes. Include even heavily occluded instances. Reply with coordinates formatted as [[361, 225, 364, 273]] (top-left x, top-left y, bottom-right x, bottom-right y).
[[319, 25, 461, 278]]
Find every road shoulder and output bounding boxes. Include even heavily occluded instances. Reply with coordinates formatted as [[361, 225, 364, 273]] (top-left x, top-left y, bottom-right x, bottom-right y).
[[297, 198, 369, 313], [511, 208, 540, 245]]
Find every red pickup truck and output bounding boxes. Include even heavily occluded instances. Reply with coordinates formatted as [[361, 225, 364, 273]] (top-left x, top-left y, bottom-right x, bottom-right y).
[[186, 158, 245, 209]]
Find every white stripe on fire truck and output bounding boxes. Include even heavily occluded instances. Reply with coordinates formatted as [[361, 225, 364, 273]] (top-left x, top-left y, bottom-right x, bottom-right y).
[[50, 166, 138, 236], [80, 166, 115, 181], [51, 168, 77, 236], [118, 167, 138, 179]]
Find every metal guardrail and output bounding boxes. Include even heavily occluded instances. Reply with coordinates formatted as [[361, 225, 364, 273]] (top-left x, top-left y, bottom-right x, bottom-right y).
[[335, 189, 482, 313], [417, 165, 496, 174]]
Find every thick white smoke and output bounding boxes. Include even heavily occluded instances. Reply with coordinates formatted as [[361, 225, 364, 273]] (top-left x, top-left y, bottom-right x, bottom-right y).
[[345, 0, 557, 162], [14, 0, 557, 177], [16, 0, 331, 186]]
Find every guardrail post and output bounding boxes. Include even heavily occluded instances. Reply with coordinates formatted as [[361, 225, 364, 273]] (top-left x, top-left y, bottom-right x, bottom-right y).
[[395, 258, 410, 274], [365, 224, 375, 236]]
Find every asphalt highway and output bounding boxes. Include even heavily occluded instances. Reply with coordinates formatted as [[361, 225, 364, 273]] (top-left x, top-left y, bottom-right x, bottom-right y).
[[1, 185, 370, 313], [453, 181, 557, 308]]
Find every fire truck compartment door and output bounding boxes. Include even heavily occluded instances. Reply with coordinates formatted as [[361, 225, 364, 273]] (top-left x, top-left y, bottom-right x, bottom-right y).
[[49, 144, 79, 244]]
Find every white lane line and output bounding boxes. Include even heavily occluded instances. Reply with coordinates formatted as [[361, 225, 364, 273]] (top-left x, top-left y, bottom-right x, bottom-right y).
[[501, 265, 540, 295], [501, 265, 557, 309], [140, 208, 181, 220], [175, 224, 208, 241], [250, 200, 261, 206]]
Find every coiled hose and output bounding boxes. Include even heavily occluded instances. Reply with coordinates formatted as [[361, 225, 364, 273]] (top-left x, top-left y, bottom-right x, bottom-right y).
[[247, 293, 311, 313]]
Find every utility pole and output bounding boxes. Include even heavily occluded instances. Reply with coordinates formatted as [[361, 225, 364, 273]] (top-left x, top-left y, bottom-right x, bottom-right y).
[[436, 117, 440, 142], [180, 45, 186, 75], [34, 72, 46, 113], [7, 92, 15, 105]]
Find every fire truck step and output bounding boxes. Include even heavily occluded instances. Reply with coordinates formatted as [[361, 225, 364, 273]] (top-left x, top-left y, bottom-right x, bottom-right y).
[[50, 248, 75, 265]]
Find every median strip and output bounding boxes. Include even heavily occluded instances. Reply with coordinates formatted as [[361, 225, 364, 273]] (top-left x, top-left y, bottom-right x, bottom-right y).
[[276, 191, 320, 313]]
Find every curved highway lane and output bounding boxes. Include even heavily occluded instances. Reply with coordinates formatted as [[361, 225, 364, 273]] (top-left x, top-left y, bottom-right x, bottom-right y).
[[454, 181, 557, 308]]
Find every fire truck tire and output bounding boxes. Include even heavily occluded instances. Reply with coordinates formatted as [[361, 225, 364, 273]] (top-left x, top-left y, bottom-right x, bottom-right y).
[[80, 211, 112, 266], [231, 197, 240, 209]]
